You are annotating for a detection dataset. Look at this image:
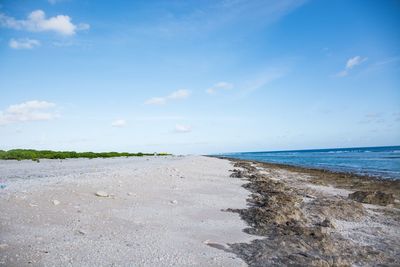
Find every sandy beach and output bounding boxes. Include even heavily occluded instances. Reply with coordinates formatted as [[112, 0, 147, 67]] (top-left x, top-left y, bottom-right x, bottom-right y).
[[2, 0, 398, 266], [0, 156, 254, 266], [1, 156, 399, 266]]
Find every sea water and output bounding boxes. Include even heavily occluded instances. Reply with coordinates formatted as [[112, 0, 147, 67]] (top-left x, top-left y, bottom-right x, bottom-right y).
[[220, 146, 400, 179]]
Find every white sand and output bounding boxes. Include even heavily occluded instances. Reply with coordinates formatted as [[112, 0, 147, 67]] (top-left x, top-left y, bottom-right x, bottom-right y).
[[0, 156, 255, 267]]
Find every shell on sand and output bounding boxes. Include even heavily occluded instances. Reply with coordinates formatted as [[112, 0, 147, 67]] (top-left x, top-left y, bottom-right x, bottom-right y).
[[95, 191, 109, 197]]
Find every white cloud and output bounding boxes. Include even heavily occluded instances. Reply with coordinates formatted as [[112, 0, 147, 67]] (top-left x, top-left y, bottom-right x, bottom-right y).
[[168, 89, 190, 99], [0, 10, 89, 36], [9, 38, 40, 49], [206, 82, 234, 94], [174, 124, 191, 133], [111, 119, 127, 127], [0, 100, 57, 126], [144, 97, 166, 105], [77, 23, 90, 31], [346, 56, 367, 69], [145, 89, 190, 105], [336, 56, 367, 77]]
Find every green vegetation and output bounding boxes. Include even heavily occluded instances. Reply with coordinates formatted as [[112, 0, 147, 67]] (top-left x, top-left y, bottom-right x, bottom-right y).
[[0, 149, 170, 161]]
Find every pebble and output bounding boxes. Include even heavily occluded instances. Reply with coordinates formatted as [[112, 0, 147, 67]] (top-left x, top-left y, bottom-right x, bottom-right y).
[[52, 200, 60, 206], [95, 191, 109, 197]]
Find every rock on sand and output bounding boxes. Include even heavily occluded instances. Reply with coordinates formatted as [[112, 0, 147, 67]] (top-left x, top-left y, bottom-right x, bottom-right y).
[[95, 191, 109, 197]]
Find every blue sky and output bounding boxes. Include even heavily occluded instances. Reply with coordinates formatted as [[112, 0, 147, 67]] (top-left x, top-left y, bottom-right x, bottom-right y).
[[0, 0, 399, 154]]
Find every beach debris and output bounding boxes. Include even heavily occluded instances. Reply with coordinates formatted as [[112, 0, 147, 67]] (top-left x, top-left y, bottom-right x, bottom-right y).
[[170, 200, 178, 204], [95, 191, 109, 197], [348, 191, 395, 206], [77, 230, 87, 235]]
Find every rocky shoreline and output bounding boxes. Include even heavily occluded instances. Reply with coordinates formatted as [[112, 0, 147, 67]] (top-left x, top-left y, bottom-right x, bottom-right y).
[[221, 158, 400, 266]]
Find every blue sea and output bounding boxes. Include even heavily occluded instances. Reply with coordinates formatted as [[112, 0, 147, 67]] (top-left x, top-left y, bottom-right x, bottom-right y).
[[219, 146, 400, 180]]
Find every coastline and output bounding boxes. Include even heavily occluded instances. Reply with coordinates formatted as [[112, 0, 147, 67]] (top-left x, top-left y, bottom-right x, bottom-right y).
[[221, 157, 400, 266], [214, 156, 400, 201], [0, 155, 399, 266]]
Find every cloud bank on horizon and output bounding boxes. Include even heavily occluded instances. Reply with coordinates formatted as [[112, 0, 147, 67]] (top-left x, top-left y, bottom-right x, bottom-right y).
[[0, 0, 399, 154]]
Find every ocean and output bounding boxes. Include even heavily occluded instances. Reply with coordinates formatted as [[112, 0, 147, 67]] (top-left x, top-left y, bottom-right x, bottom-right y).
[[219, 146, 400, 179]]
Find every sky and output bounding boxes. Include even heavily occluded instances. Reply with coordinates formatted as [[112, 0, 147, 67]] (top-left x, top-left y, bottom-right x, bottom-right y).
[[0, 0, 399, 154]]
